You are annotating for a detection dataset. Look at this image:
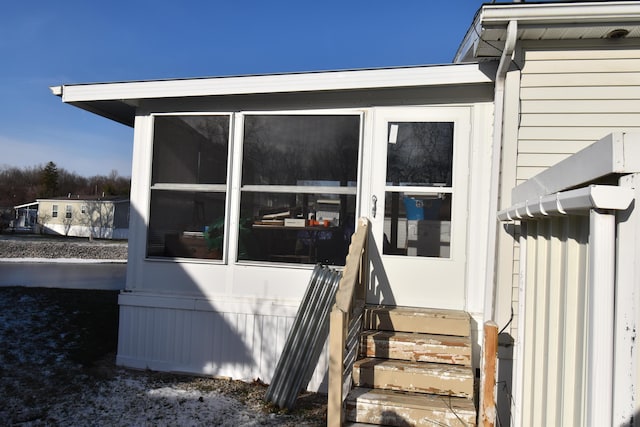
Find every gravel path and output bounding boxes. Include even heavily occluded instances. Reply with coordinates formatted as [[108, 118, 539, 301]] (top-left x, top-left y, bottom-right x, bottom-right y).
[[0, 235, 127, 260]]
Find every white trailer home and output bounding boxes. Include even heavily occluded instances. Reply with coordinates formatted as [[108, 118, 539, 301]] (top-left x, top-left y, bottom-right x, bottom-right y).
[[51, 2, 640, 425], [37, 195, 129, 239]]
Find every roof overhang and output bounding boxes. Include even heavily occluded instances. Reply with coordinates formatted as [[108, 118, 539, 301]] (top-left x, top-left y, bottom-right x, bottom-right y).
[[50, 63, 496, 127], [455, 1, 640, 63], [13, 202, 39, 209]]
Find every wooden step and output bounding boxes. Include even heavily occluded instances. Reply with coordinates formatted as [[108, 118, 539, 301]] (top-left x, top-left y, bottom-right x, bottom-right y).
[[346, 387, 476, 426], [365, 305, 471, 337], [353, 357, 474, 398], [361, 330, 472, 366]]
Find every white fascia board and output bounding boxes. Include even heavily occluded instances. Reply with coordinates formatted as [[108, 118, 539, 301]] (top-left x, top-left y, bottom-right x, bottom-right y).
[[498, 185, 634, 221], [53, 63, 493, 103], [480, 1, 640, 26], [512, 132, 640, 204]]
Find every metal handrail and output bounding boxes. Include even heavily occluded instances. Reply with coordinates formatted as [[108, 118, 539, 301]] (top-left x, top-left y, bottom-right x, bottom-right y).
[[327, 217, 370, 426]]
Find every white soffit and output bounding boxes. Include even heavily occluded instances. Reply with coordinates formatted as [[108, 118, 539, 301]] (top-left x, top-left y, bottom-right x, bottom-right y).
[[455, 1, 640, 62], [50, 63, 493, 103]]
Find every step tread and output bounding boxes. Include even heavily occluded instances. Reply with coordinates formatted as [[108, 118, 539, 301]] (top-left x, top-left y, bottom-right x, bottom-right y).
[[365, 305, 471, 336], [354, 357, 474, 377], [346, 387, 476, 426], [353, 357, 474, 398], [361, 330, 472, 366]]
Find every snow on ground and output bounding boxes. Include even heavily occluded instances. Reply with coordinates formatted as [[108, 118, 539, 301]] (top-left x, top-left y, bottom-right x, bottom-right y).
[[0, 287, 326, 426], [0, 236, 327, 426]]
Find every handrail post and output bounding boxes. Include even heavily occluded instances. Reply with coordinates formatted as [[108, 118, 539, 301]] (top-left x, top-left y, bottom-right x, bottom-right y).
[[328, 308, 347, 427], [327, 217, 369, 426], [481, 321, 499, 427]]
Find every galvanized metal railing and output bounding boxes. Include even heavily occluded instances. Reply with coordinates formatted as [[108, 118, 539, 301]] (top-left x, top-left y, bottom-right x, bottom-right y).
[[328, 217, 370, 426], [266, 264, 342, 410]]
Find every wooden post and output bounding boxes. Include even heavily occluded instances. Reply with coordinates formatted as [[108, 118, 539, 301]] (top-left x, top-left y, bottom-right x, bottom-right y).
[[480, 321, 499, 427], [328, 308, 346, 427]]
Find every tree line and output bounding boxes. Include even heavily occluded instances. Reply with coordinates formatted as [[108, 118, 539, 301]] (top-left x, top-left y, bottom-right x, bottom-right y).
[[0, 161, 130, 208]]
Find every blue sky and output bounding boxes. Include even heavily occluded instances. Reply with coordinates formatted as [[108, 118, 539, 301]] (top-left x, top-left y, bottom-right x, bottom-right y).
[[1, 0, 489, 177]]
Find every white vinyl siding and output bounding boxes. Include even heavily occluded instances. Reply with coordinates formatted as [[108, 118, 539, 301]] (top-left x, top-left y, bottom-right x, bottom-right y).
[[520, 217, 589, 426], [116, 294, 329, 392], [517, 48, 640, 183]]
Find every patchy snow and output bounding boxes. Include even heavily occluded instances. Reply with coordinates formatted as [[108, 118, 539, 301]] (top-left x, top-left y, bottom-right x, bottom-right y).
[[0, 287, 326, 426], [41, 372, 302, 426]]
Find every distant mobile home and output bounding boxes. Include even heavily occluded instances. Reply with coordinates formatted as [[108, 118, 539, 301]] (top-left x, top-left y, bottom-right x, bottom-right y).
[[37, 195, 129, 240], [51, 2, 640, 425]]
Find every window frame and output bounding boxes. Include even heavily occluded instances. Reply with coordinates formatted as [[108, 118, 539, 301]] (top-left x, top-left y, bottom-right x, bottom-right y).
[[146, 109, 365, 267], [65, 205, 72, 219], [233, 110, 365, 266], [52, 204, 58, 218], [147, 112, 234, 263]]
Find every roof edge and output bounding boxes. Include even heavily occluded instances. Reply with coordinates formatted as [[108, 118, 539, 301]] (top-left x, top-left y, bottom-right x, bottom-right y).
[[455, 1, 640, 63], [54, 62, 495, 104]]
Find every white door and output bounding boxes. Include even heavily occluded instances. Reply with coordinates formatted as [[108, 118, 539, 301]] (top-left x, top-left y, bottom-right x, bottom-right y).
[[365, 107, 471, 309]]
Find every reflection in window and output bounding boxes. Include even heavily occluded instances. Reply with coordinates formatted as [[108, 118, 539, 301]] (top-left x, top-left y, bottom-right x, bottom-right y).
[[148, 191, 226, 259], [240, 115, 360, 265], [148, 115, 230, 260], [386, 122, 453, 186], [383, 193, 452, 258], [152, 115, 229, 185], [239, 192, 356, 265], [243, 115, 359, 186]]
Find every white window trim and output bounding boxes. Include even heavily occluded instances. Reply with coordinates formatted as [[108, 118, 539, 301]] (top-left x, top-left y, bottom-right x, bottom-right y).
[[147, 113, 233, 264], [232, 110, 365, 265], [147, 109, 366, 267]]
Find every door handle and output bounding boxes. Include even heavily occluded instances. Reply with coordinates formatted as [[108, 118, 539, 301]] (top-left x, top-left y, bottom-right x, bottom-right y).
[[371, 195, 378, 218]]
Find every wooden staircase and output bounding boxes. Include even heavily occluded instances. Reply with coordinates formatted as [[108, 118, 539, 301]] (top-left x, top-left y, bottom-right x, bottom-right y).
[[344, 305, 477, 426]]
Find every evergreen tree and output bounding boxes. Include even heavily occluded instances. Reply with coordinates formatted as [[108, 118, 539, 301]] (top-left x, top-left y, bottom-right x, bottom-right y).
[[41, 161, 59, 198]]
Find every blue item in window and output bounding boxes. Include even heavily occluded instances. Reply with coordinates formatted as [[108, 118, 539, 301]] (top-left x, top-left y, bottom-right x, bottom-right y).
[[404, 197, 425, 220]]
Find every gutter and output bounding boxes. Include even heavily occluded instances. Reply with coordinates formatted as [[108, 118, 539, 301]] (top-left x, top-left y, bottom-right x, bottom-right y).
[[480, 1, 640, 25], [497, 185, 634, 221], [484, 19, 517, 323]]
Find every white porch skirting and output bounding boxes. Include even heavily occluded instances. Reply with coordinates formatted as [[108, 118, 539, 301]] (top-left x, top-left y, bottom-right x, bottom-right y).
[[116, 292, 329, 392]]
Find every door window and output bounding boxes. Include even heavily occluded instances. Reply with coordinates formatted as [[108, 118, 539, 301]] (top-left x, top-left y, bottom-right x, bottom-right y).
[[383, 122, 454, 258]]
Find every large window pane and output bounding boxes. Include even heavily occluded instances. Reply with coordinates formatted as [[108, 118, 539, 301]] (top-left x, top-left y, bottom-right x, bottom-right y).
[[148, 191, 226, 259], [152, 115, 229, 185], [239, 114, 360, 265], [242, 115, 360, 185], [239, 191, 356, 265], [148, 114, 230, 260]]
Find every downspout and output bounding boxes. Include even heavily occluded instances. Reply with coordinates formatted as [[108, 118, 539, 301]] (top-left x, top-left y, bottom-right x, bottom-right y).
[[479, 19, 517, 427], [484, 20, 518, 323]]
